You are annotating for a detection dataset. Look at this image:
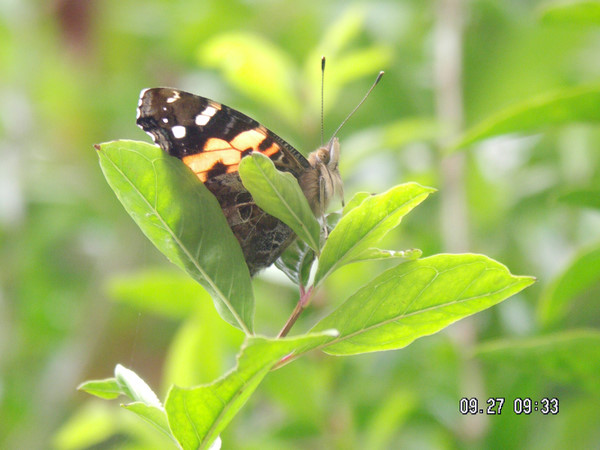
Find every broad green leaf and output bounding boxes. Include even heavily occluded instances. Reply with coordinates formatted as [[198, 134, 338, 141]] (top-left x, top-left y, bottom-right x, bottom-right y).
[[106, 269, 207, 319], [165, 331, 337, 450], [312, 254, 534, 355], [538, 245, 600, 327], [275, 239, 315, 287], [115, 364, 161, 407], [475, 330, 600, 395], [450, 85, 600, 151], [199, 33, 299, 122], [122, 403, 172, 441], [314, 183, 435, 286], [97, 140, 253, 333], [343, 191, 372, 215], [540, 1, 600, 26], [556, 188, 600, 210], [239, 152, 321, 252], [351, 247, 422, 263], [77, 378, 122, 400]]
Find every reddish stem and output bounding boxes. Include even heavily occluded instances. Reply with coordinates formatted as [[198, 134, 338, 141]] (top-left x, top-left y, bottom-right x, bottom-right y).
[[278, 286, 313, 338]]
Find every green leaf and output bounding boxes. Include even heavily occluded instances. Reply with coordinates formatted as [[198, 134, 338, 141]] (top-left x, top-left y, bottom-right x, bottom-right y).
[[122, 403, 172, 441], [80, 366, 174, 442], [96, 140, 253, 333], [314, 183, 435, 286], [555, 188, 600, 210], [312, 254, 535, 355], [273, 211, 344, 285], [239, 152, 321, 252], [450, 85, 600, 151], [540, 1, 600, 26], [475, 329, 600, 395], [77, 378, 122, 400], [342, 191, 372, 215], [79, 365, 162, 405], [165, 331, 337, 450], [275, 239, 315, 287], [538, 245, 600, 327], [351, 247, 422, 263]]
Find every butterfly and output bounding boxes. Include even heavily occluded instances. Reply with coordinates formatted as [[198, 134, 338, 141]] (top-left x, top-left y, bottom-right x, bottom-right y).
[[136, 88, 343, 276]]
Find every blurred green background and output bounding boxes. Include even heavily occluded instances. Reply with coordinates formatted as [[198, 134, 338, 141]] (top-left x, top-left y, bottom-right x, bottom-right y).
[[2, 0, 600, 448]]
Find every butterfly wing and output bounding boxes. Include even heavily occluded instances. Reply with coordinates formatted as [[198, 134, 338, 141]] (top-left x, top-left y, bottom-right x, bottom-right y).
[[136, 88, 309, 180], [136, 88, 309, 276]]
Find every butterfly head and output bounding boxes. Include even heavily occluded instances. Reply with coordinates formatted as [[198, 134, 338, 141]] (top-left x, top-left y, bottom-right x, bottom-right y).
[[303, 137, 343, 216]]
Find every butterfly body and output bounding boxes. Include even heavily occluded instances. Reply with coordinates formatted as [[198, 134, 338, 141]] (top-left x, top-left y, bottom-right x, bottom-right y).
[[136, 88, 342, 276]]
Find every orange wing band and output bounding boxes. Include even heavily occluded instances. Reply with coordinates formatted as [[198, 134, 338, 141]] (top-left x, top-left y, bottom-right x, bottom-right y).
[[182, 129, 281, 182]]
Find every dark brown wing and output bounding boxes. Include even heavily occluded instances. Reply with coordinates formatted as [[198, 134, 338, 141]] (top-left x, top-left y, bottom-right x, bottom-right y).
[[136, 88, 309, 179], [136, 87, 309, 275]]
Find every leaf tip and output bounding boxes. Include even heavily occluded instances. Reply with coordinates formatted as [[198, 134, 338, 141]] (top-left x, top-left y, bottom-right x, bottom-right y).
[[521, 275, 537, 285]]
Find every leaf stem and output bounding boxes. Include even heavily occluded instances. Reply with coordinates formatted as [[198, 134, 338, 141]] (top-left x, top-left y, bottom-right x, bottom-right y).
[[278, 286, 313, 338]]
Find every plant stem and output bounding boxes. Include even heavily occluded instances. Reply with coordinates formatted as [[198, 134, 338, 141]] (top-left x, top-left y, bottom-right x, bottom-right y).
[[278, 286, 313, 338]]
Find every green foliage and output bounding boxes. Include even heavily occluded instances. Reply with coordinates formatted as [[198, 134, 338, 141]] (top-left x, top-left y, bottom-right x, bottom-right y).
[[165, 333, 336, 449], [87, 137, 532, 446], [97, 140, 254, 332], [314, 184, 435, 286], [274, 238, 315, 286], [314, 254, 534, 355], [82, 334, 337, 449], [239, 152, 321, 252], [4, 1, 600, 448]]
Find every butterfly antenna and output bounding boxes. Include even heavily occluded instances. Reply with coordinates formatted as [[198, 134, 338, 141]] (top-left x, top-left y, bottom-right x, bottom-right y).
[[320, 56, 326, 148], [329, 71, 384, 143]]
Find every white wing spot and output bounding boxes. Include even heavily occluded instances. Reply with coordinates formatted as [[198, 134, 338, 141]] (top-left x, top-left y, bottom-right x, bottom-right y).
[[201, 106, 217, 117], [162, 117, 169, 124], [145, 131, 157, 143], [195, 106, 217, 126], [172, 125, 186, 139], [166, 91, 181, 103], [195, 114, 210, 126]]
